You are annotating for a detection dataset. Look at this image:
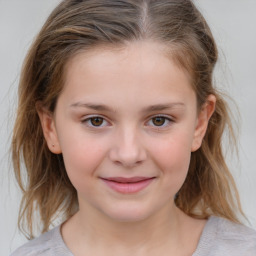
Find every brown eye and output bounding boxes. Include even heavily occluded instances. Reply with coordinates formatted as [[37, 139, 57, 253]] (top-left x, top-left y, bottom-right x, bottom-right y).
[[152, 117, 166, 126], [90, 117, 104, 126]]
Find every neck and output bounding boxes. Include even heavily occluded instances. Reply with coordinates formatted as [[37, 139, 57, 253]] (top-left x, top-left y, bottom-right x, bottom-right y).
[[81, 202, 179, 246], [61, 201, 199, 255]]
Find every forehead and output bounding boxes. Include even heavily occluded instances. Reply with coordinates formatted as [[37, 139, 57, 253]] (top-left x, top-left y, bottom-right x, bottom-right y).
[[64, 41, 167, 77], [60, 41, 195, 107]]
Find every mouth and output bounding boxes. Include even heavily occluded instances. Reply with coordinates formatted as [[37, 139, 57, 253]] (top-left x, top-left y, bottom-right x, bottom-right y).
[[100, 176, 156, 194]]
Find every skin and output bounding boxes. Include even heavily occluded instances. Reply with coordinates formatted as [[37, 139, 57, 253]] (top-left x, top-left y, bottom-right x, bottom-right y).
[[39, 41, 216, 256]]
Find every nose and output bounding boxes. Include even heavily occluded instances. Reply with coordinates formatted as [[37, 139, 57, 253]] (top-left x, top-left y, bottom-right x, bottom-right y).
[[108, 127, 147, 168]]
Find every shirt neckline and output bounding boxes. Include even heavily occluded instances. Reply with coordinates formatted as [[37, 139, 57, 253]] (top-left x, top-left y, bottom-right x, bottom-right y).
[[192, 216, 217, 255], [53, 216, 217, 256]]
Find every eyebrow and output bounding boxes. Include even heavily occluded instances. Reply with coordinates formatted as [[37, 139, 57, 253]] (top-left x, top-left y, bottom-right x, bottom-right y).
[[69, 102, 185, 113], [70, 102, 113, 112], [141, 103, 185, 112]]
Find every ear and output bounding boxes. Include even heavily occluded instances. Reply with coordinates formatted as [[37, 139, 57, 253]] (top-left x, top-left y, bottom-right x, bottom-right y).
[[191, 94, 216, 152], [36, 103, 62, 154]]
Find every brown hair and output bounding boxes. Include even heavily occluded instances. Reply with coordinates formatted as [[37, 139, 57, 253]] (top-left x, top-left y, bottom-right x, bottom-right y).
[[12, 0, 243, 238]]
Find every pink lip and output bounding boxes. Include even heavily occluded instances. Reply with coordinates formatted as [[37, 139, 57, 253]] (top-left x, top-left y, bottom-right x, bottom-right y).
[[101, 176, 155, 194]]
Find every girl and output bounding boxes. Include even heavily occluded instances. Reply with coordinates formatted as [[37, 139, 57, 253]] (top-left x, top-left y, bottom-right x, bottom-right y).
[[11, 0, 256, 255]]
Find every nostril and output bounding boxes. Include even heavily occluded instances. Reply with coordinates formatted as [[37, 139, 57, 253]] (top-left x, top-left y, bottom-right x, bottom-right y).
[[113, 159, 143, 168]]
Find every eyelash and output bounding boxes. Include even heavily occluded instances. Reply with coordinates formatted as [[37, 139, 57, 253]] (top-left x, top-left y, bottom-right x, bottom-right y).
[[146, 115, 173, 128], [81, 115, 174, 128], [81, 115, 110, 127]]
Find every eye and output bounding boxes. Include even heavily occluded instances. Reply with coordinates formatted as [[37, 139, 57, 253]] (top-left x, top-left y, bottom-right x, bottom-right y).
[[147, 116, 172, 127], [82, 116, 109, 127], [152, 117, 166, 126]]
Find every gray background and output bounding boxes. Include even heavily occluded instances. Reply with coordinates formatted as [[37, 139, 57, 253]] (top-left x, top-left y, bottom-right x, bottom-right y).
[[1, 0, 255, 254]]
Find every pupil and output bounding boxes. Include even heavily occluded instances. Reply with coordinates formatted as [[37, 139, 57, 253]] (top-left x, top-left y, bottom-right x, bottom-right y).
[[153, 117, 165, 126], [91, 117, 103, 126]]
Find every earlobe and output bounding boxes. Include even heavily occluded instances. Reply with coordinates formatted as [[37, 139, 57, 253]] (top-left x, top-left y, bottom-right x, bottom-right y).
[[191, 94, 216, 152], [36, 104, 62, 154]]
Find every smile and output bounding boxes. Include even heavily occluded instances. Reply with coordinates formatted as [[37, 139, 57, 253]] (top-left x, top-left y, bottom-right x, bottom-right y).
[[100, 177, 156, 194]]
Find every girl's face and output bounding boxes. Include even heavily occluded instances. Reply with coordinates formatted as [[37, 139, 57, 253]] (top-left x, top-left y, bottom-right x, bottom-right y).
[[40, 41, 215, 222]]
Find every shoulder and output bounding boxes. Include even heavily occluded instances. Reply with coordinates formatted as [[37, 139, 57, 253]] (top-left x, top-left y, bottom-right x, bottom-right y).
[[10, 225, 73, 256], [214, 216, 256, 237], [194, 216, 256, 256]]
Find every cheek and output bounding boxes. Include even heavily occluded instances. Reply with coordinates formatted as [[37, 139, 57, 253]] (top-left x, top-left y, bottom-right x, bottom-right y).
[[149, 132, 193, 188], [57, 130, 107, 187], [156, 140, 191, 172]]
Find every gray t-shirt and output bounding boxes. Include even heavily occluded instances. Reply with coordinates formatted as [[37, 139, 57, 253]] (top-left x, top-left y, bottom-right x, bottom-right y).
[[11, 216, 256, 255]]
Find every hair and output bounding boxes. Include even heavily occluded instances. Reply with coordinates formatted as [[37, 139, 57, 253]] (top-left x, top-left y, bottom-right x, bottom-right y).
[[12, 0, 243, 239]]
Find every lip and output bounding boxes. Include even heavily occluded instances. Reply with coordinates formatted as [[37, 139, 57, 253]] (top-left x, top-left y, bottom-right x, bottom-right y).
[[100, 176, 156, 194]]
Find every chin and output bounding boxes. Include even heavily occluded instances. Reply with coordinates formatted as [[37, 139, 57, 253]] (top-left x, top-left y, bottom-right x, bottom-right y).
[[100, 202, 158, 223]]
